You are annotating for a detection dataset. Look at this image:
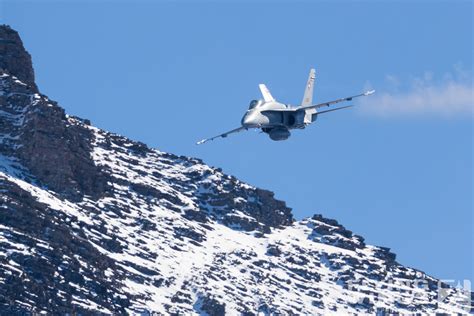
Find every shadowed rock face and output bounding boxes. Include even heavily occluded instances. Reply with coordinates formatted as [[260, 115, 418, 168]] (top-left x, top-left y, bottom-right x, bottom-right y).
[[0, 25, 108, 201], [16, 97, 109, 201], [0, 25, 37, 91], [0, 178, 131, 314]]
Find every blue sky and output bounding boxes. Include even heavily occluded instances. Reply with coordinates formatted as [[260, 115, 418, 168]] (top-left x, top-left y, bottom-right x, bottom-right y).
[[2, 1, 472, 283]]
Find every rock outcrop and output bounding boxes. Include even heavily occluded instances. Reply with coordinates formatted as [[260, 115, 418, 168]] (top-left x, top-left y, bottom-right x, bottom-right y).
[[0, 25, 37, 91], [0, 26, 107, 201]]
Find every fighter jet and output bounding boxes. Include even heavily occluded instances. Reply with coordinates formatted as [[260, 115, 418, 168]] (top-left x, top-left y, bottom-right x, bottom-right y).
[[196, 69, 374, 144]]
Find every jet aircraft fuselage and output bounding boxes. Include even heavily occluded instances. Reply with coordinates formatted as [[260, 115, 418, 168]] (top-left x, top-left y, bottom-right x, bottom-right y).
[[197, 69, 374, 144]]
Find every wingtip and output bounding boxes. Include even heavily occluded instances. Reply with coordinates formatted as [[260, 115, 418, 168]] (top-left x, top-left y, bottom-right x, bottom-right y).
[[364, 89, 375, 96], [196, 139, 206, 145]]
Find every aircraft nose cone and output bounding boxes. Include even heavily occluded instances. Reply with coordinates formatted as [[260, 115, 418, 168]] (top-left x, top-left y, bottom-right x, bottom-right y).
[[241, 113, 253, 127]]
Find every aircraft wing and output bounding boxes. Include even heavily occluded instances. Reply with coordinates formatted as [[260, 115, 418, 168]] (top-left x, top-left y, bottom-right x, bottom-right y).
[[315, 104, 354, 115], [297, 90, 375, 111], [196, 126, 246, 145], [261, 105, 354, 123]]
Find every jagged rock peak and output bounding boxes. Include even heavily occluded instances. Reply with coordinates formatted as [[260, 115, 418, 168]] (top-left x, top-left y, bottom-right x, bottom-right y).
[[0, 25, 37, 91]]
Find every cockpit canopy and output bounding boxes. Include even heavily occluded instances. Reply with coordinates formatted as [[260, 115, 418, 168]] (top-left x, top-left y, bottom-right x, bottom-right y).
[[248, 99, 264, 110]]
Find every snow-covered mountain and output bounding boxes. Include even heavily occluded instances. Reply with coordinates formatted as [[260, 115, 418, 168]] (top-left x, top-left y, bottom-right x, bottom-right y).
[[0, 25, 471, 315]]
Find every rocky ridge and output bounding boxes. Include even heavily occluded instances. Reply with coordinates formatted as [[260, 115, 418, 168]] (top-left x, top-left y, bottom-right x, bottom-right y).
[[0, 25, 471, 314]]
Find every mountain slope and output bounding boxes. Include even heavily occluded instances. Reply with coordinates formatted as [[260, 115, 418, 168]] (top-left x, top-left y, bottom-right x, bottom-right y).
[[0, 25, 471, 315]]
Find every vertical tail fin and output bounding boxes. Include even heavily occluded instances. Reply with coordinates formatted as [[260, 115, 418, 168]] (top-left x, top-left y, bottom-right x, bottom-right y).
[[301, 68, 316, 106], [258, 84, 275, 102]]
